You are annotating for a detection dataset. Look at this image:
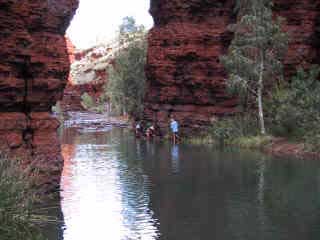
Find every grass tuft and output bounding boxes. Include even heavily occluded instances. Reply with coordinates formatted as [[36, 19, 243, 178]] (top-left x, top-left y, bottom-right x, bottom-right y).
[[0, 153, 57, 240]]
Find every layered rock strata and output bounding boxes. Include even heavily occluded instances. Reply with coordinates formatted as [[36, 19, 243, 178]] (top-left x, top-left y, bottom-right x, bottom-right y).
[[0, 0, 78, 191], [144, 0, 238, 131], [144, 0, 320, 132], [60, 44, 113, 112], [274, 0, 320, 77]]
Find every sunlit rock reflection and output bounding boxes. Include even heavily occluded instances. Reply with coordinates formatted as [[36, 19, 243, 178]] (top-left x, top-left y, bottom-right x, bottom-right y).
[[61, 132, 159, 240], [57, 126, 320, 240]]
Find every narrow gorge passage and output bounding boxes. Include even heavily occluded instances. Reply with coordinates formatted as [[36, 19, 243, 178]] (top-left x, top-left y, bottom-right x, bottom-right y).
[[1, 1, 320, 239]]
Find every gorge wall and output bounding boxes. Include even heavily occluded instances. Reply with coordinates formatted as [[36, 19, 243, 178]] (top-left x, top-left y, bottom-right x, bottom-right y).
[[60, 43, 112, 112], [144, 0, 238, 131], [143, 0, 320, 132], [0, 0, 78, 191], [274, 0, 320, 77], [0, 0, 319, 189]]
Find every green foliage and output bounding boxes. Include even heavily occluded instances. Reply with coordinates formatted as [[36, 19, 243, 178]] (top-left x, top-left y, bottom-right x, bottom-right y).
[[105, 17, 147, 117], [80, 92, 96, 111], [210, 114, 259, 144], [81, 93, 106, 113], [119, 16, 145, 44], [0, 154, 56, 240], [267, 66, 320, 151], [304, 133, 320, 152], [232, 135, 273, 148], [208, 66, 320, 152], [119, 16, 138, 34], [221, 0, 288, 134], [81, 92, 95, 110], [52, 102, 64, 122]]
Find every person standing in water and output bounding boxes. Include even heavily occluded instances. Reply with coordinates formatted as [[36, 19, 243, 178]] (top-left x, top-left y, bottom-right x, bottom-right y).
[[170, 117, 179, 144], [135, 121, 142, 137]]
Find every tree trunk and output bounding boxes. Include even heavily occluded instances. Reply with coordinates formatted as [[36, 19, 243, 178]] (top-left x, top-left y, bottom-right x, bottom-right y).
[[258, 54, 266, 135]]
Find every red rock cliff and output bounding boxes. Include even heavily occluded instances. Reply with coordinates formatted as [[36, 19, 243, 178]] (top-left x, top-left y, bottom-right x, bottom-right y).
[[61, 44, 113, 112], [0, 0, 78, 191], [144, 0, 238, 131], [144, 0, 320, 132], [274, 0, 320, 77]]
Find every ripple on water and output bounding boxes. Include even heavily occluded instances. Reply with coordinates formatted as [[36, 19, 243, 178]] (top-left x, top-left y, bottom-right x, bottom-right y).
[[61, 141, 160, 240], [58, 128, 320, 240]]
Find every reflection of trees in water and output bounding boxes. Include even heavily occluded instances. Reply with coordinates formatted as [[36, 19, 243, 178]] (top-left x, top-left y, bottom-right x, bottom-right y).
[[61, 128, 320, 240], [137, 144, 320, 240], [260, 159, 320, 239], [225, 156, 320, 240]]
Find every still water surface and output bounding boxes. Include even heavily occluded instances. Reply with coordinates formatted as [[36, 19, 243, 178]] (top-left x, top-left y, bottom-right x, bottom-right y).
[[52, 127, 320, 240]]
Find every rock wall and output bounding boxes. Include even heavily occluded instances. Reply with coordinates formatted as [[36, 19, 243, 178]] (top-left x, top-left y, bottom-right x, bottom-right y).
[[60, 44, 112, 112], [0, 0, 319, 190], [144, 0, 238, 131], [274, 0, 320, 77], [0, 0, 78, 191], [144, 0, 320, 132], [61, 82, 105, 112]]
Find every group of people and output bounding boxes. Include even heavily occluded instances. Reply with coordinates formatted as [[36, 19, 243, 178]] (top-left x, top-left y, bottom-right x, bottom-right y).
[[135, 121, 159, 139], [135, 117, 179, 144]]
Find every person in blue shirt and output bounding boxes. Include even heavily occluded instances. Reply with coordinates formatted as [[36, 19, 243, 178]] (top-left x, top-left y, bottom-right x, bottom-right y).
[[170, 117, 179, 144]]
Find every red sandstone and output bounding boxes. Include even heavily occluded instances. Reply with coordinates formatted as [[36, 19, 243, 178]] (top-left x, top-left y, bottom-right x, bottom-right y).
[[0, 0, 320, 192], [143, 0, 320, 132], [0, 0, 78, 190], [61, 43, 112, 112], [144, 0, 239, 131]]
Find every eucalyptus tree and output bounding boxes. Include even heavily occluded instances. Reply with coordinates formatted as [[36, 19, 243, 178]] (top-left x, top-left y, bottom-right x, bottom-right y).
[[106, 17, 147, 117], [221, 0, 288, 135]]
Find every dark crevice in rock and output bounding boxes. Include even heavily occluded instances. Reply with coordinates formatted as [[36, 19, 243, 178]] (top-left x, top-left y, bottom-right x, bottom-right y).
[[0, 0, 79, 191]]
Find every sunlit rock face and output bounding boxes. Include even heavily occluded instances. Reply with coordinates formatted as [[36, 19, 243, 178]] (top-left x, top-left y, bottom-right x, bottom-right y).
[[144, 0, 320, 132], [0, 0, 78, 191], [60, 44, 112, 112], [144, 0, 238, 131]]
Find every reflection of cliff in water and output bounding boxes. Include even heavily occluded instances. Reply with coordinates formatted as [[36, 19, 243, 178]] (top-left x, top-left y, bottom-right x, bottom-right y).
[[60, 128, 159, 240], [58, 127, 320, 240], [142, 145, 320, 240]]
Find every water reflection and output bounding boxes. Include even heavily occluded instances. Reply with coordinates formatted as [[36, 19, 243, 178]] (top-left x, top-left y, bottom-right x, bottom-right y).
[[61, 128, 159, 240], [171, 145, 180, 174], [58, 128, 320, 240]]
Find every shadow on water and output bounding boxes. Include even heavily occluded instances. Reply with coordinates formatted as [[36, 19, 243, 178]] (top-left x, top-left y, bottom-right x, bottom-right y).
[[46, 127, 320, 240]]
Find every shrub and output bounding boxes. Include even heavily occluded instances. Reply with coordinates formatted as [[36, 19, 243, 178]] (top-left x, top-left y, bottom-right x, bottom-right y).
[[81, 92, 96, 111], [232, 135, 273, 148], [210, 114, 259, 144], [267, 66, 320, 143], [0, 154, 55, 240], [304, 133, 320, 152]]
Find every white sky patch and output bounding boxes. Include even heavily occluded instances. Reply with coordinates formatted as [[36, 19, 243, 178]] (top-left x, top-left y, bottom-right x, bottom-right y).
[[67, 0, 153, 49]]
